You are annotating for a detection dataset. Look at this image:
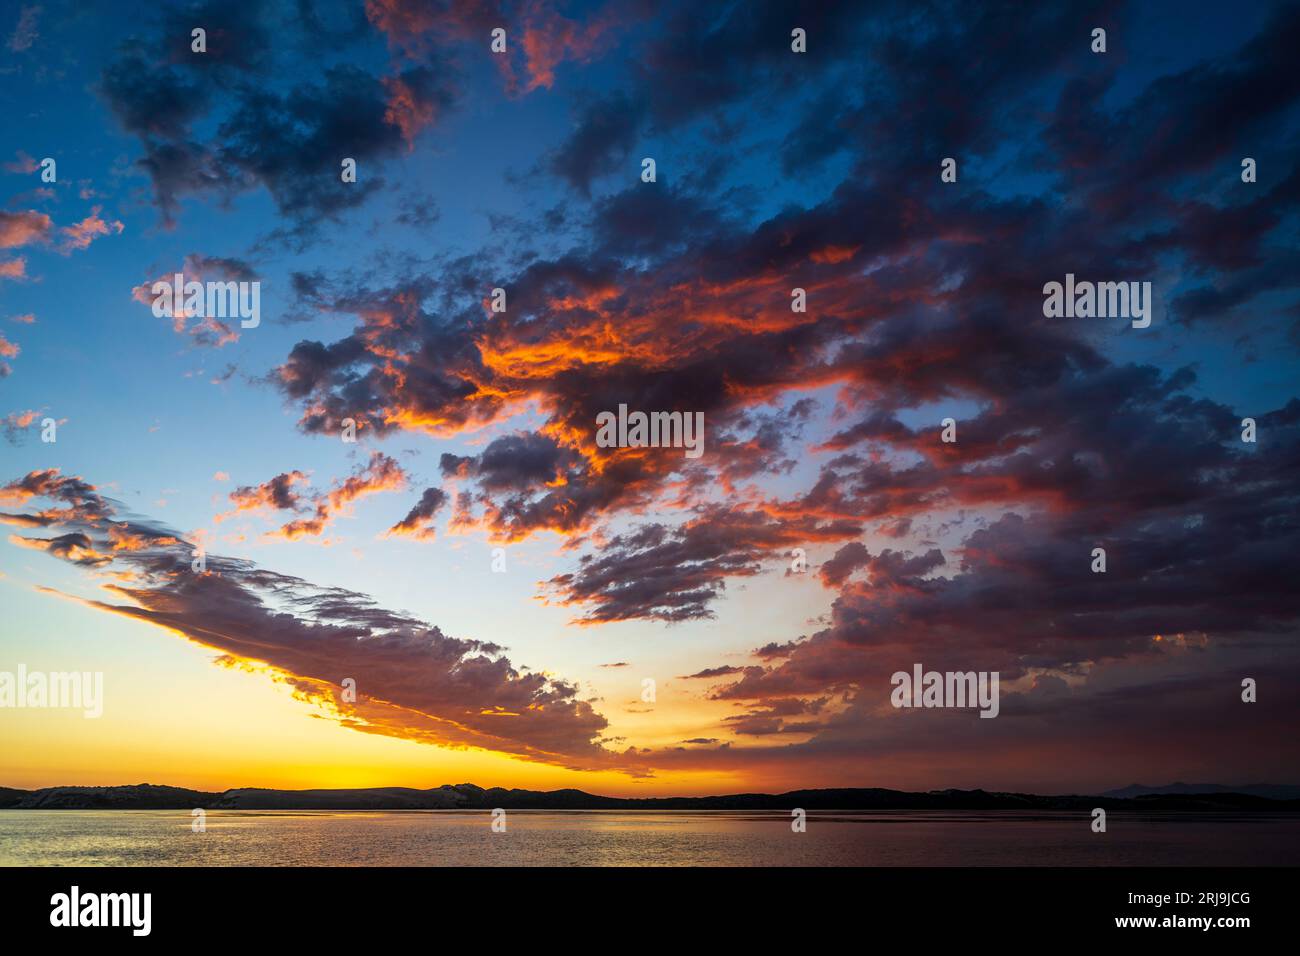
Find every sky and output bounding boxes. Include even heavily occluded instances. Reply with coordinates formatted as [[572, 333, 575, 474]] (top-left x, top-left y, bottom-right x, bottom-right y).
[[1, 0, 1298, 798]]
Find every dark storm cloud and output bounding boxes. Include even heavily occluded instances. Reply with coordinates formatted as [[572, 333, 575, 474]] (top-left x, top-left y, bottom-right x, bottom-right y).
[[710, 385, 1300, 709], [99, 56, 211, 139], [472, 432, 583, 492], [98, 9, 457, 232], [590, 183, 728, 257], [642, 650, 1300, 792], [159, 0, 274, 71], [215, 65, 450, 220], [1034, 3, 1300, 324], [548, 91, 645, 196], [1046, 3, 1300, 199], [635, 0, 871, 127]]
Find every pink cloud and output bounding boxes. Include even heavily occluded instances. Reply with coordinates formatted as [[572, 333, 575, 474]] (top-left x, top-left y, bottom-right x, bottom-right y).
[[59, 206, 124, 252], [3, 150, 38, 174], [0, 210, 51, 249], [0, 259, 26, 280]]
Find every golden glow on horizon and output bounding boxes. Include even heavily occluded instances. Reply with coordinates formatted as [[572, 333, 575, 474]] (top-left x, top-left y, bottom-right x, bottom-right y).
[[1, 579, 760, 798], [2, 657, 749, 796]]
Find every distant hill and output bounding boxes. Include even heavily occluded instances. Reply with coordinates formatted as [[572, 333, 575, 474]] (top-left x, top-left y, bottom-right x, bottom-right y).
[[2, 782, 1298, 812], [0, 784, 220, 809], [1102, 782, 1300, 800]]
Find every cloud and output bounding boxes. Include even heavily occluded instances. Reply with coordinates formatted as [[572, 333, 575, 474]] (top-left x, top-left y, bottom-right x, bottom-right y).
[[3, 151, 39, 174], [2, 409, 41, 444], [0, 210, 51, 249], [59, 207, 124, 253], [277, 452, 407, 539], [452, 432, 582, 493], [388, 486, 449, 540], [548, 91, 645, 196], [682, 384, 1300, 776], [131, 254, 257, 348], [98, 6, 459, 235], [365, 0, 630, 96], [219, 470, 310, 521], [0, 468, 113, 528], [268, 3, 1296, 785], [383, 65, 457, 148], [1, 467, 641, 773], [10, 531, 112, 566], [364, 0, 499, 55], [6, 5, 39, 52], [817, 541, 872, 588], [681, 666, 743, 680], [26, 1, 1299, 788], [221, 453, 409, 540], [0, 333, 17, 378], [511, 0, 628, 94], [545, 507, 857, 623]]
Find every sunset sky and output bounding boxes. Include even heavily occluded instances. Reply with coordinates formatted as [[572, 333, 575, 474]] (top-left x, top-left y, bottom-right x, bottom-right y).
[[2, 0, 1299, 798]]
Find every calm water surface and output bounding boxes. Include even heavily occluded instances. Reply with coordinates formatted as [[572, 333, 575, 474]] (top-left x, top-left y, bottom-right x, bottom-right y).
[[1, 810, 1296, 866]]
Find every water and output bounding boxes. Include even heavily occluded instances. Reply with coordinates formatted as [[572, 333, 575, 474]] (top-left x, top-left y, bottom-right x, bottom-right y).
[[1, 810, 1296, 866]]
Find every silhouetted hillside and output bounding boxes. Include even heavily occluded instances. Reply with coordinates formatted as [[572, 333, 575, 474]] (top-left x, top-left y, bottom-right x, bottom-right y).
[[1102, 782, 1300, 800], [3, 782, 1298, 811]]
